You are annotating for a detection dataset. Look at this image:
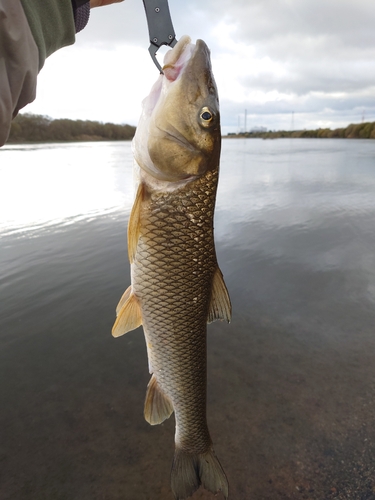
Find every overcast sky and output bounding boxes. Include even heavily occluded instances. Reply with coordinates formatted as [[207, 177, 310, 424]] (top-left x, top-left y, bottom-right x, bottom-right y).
[[24, 0, 375, 134]]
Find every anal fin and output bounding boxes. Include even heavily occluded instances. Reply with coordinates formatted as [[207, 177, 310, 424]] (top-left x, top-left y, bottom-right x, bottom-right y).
[[207, 267, 232, 324], [112, 292, 142, 337], [144, 374, 174, 425]]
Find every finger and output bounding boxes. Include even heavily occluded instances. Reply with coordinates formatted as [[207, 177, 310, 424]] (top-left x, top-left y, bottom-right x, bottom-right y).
[[90, 0, 124, 8]]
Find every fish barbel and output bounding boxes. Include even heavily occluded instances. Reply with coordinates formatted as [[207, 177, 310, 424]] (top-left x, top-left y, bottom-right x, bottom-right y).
[[112, 35, 231, 499]]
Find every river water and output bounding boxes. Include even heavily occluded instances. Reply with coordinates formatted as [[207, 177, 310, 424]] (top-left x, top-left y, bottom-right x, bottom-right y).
[[1, 139, 375, 499]]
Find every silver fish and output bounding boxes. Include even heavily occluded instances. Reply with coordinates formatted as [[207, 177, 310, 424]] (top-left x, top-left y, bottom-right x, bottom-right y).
[[112, 35, 231, 500]]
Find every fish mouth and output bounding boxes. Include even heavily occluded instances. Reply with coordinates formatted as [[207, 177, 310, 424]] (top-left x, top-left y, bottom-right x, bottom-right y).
[[162, 35, 192, 81], [162, 36, 205, 82]]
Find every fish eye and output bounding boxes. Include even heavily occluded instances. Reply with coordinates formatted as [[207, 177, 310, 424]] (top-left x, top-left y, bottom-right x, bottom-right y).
[[200, 107, 213, 124]]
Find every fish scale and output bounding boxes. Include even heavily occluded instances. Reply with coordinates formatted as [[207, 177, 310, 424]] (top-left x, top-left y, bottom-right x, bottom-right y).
[[133, 169, 218, 453]]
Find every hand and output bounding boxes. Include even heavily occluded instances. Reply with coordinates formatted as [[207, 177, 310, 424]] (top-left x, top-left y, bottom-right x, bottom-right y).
[[90, 0, 124, 7]]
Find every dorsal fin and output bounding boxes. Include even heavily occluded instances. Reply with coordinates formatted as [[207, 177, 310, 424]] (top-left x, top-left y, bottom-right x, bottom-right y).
[[207, 267, 231, 324], [127, 183, 143, 263]]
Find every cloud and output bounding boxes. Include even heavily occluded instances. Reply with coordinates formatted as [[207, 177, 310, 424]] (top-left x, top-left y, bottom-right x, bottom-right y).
[[76, 2, 147, 46], [23, 0, 375, 132], [25, 43, 155, 126], [202, 0, 375, 131], [240, 59, 375, 96], [200, 0, 375, 52]]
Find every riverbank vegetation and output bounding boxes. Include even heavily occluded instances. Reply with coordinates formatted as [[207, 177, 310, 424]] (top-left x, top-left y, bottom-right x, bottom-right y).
[[7, 113, 375, 143], [7, 113, 136, 143], [228, 121, 375, 139]]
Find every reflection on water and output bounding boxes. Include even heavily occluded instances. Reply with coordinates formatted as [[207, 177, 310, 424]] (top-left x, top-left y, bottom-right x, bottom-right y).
[[0, 142, 134, 236], [1, 139, 375, 499], [217, 138, 375, 241]]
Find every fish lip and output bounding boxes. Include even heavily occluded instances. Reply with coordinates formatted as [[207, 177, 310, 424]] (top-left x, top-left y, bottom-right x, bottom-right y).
[[162, 37, 206, 82], [162, 35, 192, 67], [184, 39, 208, 70]]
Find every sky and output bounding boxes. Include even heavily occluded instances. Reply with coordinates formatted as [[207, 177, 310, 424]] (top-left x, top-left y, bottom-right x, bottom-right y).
[[24, 0, 375, 135]]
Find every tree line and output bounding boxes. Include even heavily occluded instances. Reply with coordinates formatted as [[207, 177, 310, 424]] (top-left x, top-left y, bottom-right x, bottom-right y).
[[230, 121, 375, 140], [8, 113, 375, 143], [7, 113, 136, 143]]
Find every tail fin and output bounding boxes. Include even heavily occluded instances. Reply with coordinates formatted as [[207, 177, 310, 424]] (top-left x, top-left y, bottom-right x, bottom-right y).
[[171, 447, 228, 500]]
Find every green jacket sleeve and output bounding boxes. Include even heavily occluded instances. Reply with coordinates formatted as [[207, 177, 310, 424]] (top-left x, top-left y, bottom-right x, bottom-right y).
[[20, 0, 76, 71], [0, 0, 39, 146], [0, 0, 78, 146]]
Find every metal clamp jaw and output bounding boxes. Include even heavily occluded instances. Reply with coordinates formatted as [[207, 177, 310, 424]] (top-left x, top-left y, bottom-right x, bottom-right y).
[[142, 0, 177, 73]]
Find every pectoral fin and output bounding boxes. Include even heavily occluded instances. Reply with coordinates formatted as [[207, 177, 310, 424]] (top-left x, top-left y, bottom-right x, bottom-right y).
[[144, 374, 174, 425], [112, 292, 142, 337], [207, 267, 232, 323], [128, 183, 143, 264]]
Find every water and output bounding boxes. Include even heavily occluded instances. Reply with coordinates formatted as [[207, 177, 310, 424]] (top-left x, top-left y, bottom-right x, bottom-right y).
[[1, 139, 375, 499]]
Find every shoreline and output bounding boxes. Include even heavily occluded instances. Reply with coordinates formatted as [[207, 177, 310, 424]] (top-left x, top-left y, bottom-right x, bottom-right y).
[[226, 121, 375, 140], [5, 113, 375, 144]]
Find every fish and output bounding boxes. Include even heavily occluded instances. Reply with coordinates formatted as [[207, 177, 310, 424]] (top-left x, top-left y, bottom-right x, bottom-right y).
[[112, 35, 231, 500]]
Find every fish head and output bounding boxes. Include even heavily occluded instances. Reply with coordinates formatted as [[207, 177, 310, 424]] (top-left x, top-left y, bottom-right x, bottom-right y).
[[134, 36, 221, 183]]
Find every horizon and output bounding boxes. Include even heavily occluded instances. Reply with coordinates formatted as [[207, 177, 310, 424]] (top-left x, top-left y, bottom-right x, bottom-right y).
[[14, 111, 375, 136]]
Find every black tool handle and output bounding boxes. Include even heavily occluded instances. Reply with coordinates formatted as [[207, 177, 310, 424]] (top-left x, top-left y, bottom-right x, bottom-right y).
[[142, 0, 176, 48]]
